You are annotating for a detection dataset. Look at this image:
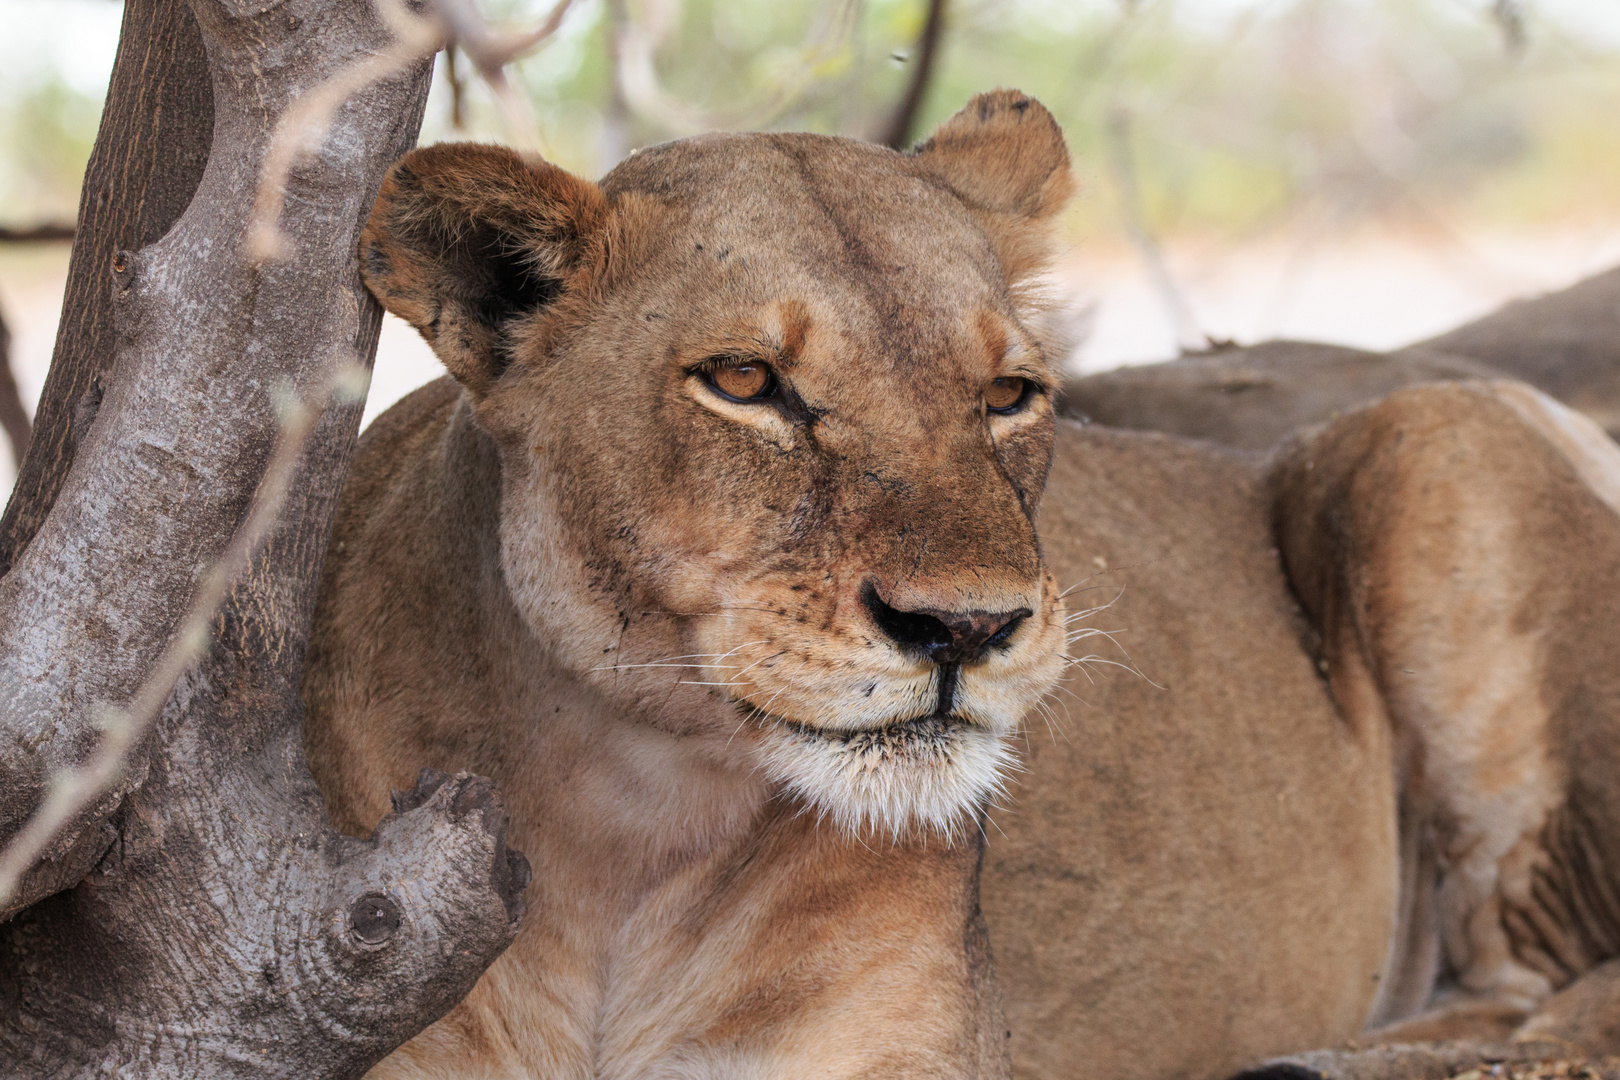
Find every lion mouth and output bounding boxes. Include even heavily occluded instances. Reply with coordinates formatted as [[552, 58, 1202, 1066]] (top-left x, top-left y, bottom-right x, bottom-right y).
[[774, 711, 977, 753], [751, 707, 1014, 838]]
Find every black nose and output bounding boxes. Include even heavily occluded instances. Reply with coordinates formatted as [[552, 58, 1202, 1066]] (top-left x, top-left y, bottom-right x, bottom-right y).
[[860, 581, 1031, 664]]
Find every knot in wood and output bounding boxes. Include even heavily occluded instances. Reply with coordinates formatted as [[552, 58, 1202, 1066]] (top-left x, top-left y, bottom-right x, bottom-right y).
[[348, 892, 402, 945], [111, 250, 134, 288]]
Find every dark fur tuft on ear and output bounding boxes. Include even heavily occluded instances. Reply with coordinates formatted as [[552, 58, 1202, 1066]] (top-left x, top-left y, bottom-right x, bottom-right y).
[[360, 143, 608, 396], [912, 90, 1074, 286]]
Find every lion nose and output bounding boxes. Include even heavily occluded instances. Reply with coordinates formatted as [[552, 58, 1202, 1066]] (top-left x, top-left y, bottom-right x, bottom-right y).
[[860, 581, 1031, 664]]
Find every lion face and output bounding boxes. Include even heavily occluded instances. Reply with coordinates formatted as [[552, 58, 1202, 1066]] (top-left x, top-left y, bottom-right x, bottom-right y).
[[360, 91, 1074, 837]]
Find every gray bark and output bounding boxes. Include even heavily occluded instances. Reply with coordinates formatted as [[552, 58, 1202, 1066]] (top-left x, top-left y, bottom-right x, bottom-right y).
[[0, 1, 526, 1075]]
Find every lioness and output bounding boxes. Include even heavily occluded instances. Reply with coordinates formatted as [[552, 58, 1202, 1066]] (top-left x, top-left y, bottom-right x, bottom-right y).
[[304, 91, 1620, 1078], [1059, 259, 1620, 454]]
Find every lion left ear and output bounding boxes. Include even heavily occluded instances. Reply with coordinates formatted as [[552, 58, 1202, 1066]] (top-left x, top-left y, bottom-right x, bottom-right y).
[[360, 143, 610, 398], [911, 89, 1074, 286]]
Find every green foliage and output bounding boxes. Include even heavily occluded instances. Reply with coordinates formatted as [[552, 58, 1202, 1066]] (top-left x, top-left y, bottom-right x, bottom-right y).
[[0, 75, 100, 224], [4, 0, 1619, 242]]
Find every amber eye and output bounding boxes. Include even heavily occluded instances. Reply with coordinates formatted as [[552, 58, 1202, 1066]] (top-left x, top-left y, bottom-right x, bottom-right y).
[[708, 362, 776, 401], [986, 376, 1029, 413]]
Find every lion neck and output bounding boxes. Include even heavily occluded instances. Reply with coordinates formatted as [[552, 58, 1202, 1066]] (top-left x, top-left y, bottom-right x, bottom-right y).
[[313, 382, 772, 939], [456, 391, 773, 861], [304, 388, 778, 1069]]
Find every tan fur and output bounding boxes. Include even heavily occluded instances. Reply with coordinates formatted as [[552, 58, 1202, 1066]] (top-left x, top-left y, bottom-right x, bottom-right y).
[[305, 92, 1620, 1079]]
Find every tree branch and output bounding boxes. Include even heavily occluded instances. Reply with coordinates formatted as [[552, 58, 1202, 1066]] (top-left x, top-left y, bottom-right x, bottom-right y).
[[0, 0, 215, 910], [1, 0, 580, 927], [0, 367, 347, 911], [880, 0, 948, 150], [0, 224, 75, 244], [0, 307, 29, 471]]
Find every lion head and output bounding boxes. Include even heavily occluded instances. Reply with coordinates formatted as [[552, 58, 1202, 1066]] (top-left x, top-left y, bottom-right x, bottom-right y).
[[358, 90, 1073, 837]]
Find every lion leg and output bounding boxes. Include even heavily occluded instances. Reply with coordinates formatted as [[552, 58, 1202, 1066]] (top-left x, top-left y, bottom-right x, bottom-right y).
[[1271, 381, 1620, 1041]]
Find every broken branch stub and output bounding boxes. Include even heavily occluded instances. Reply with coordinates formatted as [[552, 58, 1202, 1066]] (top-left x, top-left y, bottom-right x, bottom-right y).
[[0, 0, 529, 1073]]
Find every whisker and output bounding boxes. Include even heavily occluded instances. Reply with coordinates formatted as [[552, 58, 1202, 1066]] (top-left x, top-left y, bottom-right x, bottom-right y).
[[1057, 577, 1110, 600], [708, 639, 772, 665], [635, 611, 753, 620], [595, 661, 732, 671], [589, 649, 737, 672], [1050, 682, 1090, 712], [1063, 653, 1166, 690], [731, 649, 789, 680]]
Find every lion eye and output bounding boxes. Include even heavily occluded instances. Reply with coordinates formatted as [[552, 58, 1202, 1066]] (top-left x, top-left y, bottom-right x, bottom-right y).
[[709, 362, 776, 401], [986, 376, 1029, 413]]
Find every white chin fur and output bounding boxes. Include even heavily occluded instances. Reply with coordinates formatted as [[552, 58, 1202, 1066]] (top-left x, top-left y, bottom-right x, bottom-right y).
[[755, 716, 1016, 841]]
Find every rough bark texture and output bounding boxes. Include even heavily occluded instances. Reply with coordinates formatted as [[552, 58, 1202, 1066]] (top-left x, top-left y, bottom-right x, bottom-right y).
[[0, 0, 213, 580], [0, 0, 216, 922], [0, 1, 527, 1074]]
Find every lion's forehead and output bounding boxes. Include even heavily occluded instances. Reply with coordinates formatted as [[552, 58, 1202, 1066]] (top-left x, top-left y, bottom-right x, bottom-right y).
[[603, 132, 1010, 318]]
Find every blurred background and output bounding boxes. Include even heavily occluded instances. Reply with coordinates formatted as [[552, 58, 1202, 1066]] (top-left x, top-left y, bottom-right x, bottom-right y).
[[3, 0, 1620, 499]]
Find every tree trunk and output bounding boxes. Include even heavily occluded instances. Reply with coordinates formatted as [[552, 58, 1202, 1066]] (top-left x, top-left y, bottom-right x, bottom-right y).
[[0, 0, 216, 911], [0, 0, 211, 579], [0, 1, 527, 1075], [879, 0, 948, 150]]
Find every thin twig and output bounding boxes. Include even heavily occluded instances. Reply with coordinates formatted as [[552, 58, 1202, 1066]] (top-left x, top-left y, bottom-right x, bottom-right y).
[[0, 302, 31, 469], [437, 0, 577, 76], [437, 0, 577, 152], [0, 361, 365, 911], [251, 0, 587, 258], [444, 44, 467, 129]]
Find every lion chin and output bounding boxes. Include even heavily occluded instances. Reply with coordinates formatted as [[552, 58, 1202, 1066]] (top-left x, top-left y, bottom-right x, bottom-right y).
[[753, 711, 1019, 840], [734, 654, 1062, 840]]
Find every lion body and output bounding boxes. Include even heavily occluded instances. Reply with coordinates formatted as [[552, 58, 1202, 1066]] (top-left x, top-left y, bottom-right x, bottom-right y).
[[303, 93, 1620, 1079], [308, 385, 1405, 1077]]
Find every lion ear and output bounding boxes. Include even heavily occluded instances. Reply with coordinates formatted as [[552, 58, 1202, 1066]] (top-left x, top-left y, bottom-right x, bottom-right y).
[[912, 89, 1074, 286], [360, 143, 609, 397]]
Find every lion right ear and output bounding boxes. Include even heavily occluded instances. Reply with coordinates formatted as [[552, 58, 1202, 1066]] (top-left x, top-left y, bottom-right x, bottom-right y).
[[911, 89, 1074, 288], [360, 143, 609, 397]]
